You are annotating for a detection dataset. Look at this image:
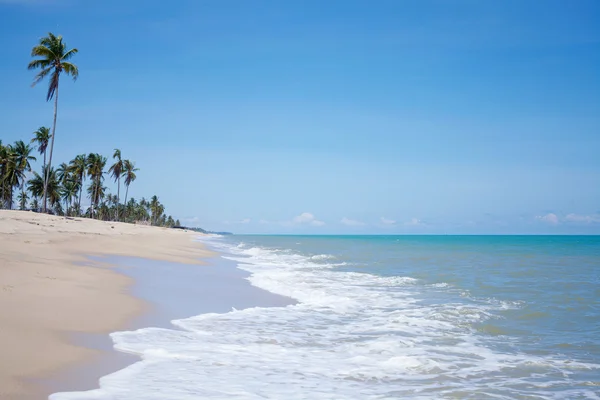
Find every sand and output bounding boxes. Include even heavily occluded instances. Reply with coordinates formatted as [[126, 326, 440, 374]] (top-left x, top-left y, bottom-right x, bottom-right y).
[[0, 210, 213, 400]]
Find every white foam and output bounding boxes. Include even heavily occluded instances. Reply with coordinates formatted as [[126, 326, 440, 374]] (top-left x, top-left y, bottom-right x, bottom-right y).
[[50, 239, 600, 400]]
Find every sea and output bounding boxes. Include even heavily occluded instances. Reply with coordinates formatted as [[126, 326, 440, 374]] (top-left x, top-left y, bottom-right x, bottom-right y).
[[51, 235, 600, 399]]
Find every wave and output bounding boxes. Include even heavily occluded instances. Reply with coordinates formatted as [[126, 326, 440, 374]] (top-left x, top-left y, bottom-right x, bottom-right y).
[[51, 237, 600, 400]]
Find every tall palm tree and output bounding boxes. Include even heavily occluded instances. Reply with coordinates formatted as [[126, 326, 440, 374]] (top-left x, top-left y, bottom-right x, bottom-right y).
[[69, 154, 87, 216], [149, 195, 161, 225], [122, 159, 138, 219], [28, 32, 79, 212], [31, 126, 51, 171], [86, 153, 106, 219], [138, 197, 150, 222], [108, 149, 124, 221], [13, 140, 37, 210]]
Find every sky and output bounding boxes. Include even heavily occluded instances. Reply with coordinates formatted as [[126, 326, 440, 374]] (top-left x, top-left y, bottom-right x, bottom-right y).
[[0, 0, 599, 234]]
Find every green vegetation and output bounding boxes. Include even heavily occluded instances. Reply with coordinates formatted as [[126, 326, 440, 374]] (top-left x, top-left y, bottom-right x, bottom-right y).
[[0, 33, 179, 228]]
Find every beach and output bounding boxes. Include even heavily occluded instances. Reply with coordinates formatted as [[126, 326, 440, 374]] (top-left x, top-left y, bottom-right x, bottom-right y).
[[0, 210, 213, 399], [2, 212, 599, 399]]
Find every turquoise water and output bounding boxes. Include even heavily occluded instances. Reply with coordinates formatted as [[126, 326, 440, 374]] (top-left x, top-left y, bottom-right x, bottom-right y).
[[242, 235, 600, 351], [51, 235, 600, 400], [222, 235, 600, 398]]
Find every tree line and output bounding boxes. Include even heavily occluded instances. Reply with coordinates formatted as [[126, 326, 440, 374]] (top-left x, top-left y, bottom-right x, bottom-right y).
[[0, 33, 179, 228]]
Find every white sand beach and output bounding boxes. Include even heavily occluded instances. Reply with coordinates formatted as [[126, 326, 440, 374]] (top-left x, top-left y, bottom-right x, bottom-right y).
[[0, 210, 213, 400]]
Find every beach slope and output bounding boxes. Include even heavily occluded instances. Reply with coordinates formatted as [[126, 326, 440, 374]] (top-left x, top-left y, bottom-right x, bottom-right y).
[[0, 210, 212, 400]]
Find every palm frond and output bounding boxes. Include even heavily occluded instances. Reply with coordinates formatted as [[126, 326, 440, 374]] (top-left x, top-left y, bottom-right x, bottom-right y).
[[27, 58, 52, 70], [32, 67, 53, 87], [30, 44, 56, 59], [46, 70, 60, 101], [61, 48, 78, 61], [40, 32, 58, 47], [62, 62, 79, 80]]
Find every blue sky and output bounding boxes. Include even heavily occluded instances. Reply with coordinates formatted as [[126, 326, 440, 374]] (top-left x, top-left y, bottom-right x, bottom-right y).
[[1, 0, 599, 234]]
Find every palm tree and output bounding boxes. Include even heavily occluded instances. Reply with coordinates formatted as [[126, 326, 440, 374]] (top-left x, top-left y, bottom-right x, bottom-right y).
[[60, 179, 78, 217], [0, 140, 11, 208], [69, 154, 87, 216], [86, 153, 106, 218], [30, 197, 39, 211], [108, 149, 124, 221], [28, 32, 79, 212], [13, 140, 37, 210], [149, 195, 165, 226], [166, 215, 174, 228], [122, 159, 138, 219], [1, 143, 23, 209], [28, 166, 60, 212], [31, 126, 51, 171], [18, 191, 29, 210], [56, 162, 70, 184]]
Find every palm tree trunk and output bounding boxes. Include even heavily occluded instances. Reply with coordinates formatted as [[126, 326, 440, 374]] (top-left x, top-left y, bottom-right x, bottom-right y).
[[95, 176, 100, 219], [91, 180, 95, 219], [123, 184, 129, 222], [116, 176, 120, 221], [42, 151, 47, 203], [78, 176, 83, 216], [8, 184, 14, 209], [21, 183, 25, 210], [43, 82, 59, 213]]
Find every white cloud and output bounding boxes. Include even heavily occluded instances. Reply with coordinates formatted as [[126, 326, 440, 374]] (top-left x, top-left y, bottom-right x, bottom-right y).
[[340, 217, 365, 227], [564, 213, 600, 224], [292, 212, 325, 227], [404, 218, 425, 227], [259, 219, 270, 224], [239, 218, 251, 224], [293, 212, 314, 223], [380, 217, 396, 225], [535, 213, 559, 225]]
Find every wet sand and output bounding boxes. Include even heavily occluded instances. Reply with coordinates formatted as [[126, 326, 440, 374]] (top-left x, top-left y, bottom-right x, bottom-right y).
[[45, 253, 295, 398]]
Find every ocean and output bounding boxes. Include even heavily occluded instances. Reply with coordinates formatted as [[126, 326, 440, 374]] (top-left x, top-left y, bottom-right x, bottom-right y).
[[52, 235, 600, 399]]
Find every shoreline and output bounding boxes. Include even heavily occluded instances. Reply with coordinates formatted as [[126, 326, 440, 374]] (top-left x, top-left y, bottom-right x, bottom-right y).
[[0, 210, 214, 400], [47, 249, 295, 398]]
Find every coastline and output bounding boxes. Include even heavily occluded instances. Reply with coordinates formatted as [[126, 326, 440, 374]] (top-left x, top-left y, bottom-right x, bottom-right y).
[[47, 245, 295, 398], [0, 210, 214, 400]]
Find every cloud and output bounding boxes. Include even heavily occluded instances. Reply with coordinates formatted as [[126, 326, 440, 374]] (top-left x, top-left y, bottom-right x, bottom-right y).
[[404, 218, 425, 227], [535, 213, 559, 225], [259, 219, 270, 225], [380, 217, 396, 225], [181, 216, 201, 225], [564, 213, 600, 224], [340, 217, 365, 227], [222, 218, 251, 225], [292, 212, 325, 227]]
